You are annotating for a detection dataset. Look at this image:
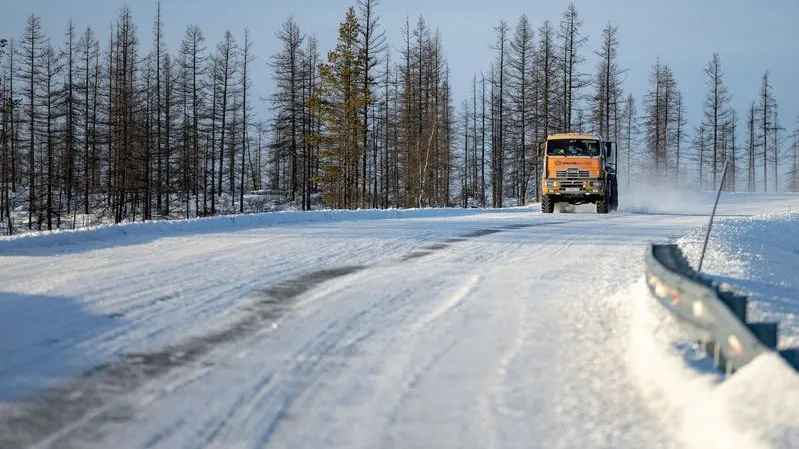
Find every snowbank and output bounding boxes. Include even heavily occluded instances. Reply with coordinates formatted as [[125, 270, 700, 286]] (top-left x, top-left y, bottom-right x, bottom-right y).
[[627, 212, 799, 449], [677, 213, 799, 347]]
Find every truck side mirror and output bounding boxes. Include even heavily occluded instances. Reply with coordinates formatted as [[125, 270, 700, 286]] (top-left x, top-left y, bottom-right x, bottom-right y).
[[604, 142, 612, 158], [537, 142, 544, 156]]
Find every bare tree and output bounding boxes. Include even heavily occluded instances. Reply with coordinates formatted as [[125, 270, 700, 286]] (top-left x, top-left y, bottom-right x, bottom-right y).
[[179, 24, 206, 217], [162, 51, 177, 215], [557, 3, 590, 132], [60, 21, 78, 220], [357, 0, 387, 208], [17, 13, 46, 229], [758, 71, 777, 192], [592, 22, 625, 140], [536, 20, 559, 137], [238, 28, 254, 213], [673, 91, 686, 186], [726, 108, 738, 192], [507, 15, 535, 205], [746, 101, 756, 192], [40, 42, 62, 229], [490, 20, 508, 208], [480, 71, 486, 206], [642, 58, 680, 181], [77, 26, 99, 215], [701, 53, 730, 189], [213, 30, 237, 199], [788, 121, 799, 193], [620, 93, 636, 187], [0, 38, 12, 233], [270, 18, 305, 204], [108, 5, 139, 223]]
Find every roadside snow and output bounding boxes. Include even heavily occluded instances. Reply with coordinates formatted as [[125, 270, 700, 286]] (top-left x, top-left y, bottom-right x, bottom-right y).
[[677, 213, 799, 347], [628, 210, 799, 449]]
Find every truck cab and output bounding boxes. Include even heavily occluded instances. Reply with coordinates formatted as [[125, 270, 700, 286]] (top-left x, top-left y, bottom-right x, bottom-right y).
[[539, 133, 618, 214]]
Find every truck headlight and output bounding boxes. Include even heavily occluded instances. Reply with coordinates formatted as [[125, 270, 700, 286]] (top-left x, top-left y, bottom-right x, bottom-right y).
[[589, 180, 603, 188], [545, 180, 556, 187]]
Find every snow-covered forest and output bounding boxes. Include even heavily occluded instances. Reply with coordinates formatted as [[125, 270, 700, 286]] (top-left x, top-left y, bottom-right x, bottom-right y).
[[0, 1, 796, 235]]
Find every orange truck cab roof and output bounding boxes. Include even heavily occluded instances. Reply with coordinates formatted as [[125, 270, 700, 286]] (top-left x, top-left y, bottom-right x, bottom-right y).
[[546, 132, 602, 141]]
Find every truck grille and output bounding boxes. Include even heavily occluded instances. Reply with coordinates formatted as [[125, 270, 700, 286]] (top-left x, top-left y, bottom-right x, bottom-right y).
[[558, 180, 584, 188], [556, 168, 591, 178]]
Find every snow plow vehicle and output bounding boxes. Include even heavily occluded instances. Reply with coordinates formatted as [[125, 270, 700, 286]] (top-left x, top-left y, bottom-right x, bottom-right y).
[[539, 133, 618, 214]]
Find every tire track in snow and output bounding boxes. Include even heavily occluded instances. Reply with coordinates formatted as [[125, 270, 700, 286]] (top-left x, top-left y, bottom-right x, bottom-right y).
[[409, 274, 480, 332], [0, 265, 370, 449], [193, 270, 437, 448]]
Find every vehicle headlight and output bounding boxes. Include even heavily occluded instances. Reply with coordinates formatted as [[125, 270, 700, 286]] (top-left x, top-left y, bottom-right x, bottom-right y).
[[545, 180, 557, 187], [589, 180, 603, 188]]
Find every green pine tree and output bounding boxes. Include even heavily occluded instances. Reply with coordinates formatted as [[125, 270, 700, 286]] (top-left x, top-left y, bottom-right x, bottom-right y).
[[311, 7, 367, 209]]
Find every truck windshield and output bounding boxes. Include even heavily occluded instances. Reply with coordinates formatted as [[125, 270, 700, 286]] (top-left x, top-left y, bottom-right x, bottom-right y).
[[546, 139, 600, 156]]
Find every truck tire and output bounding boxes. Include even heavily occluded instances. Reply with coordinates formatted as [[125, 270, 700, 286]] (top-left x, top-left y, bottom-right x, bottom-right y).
[[541, 195, 555, 213], [596, 197, 609, 214]]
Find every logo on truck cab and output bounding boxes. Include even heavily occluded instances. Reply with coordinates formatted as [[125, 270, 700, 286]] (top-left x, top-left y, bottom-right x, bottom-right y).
[[553, 159, 596, 167]]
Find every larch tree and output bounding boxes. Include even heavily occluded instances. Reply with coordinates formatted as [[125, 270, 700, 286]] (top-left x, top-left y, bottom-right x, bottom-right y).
[[39, 42, 62, 230], [727, 108, 739, 192], [357, 0, 387, 208], [77, 26, 99, 216], [746, 101, 757, 192], [179, 24, 206, 217], [701, 53, 730, 189], [788, 121, 799, 193], [557, 3, 589, 133], [507, 14, 535, 205], [592, 22, 624, 141], [312, 7, 366, 209], [108, 5, 139, 223], [758, 71, 777, 192], [490, 19, 508, 208], [238, 28, 254, 213], [17, 13, 46, 229], [212, 30, 238, 200], [6, 39, 18, 196], [536, 20, 559, 138], [162, 51, 177, 215], [61, 21, 78, 219], [642, 58, 680, 180], [302, 36, 321, 210], [270, 17, 305, 203], [0, 38, 11, 233], [620, 93, 636, 187], [673, 91, 686, 186]]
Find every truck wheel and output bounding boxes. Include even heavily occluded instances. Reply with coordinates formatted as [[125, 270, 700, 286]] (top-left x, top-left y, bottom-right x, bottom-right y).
[[596, 197, 609, 214], [541, 195, 555, 213]]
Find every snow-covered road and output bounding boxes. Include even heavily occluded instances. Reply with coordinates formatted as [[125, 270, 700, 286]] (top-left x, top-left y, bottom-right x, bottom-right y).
[[1, 192, 797, 449]]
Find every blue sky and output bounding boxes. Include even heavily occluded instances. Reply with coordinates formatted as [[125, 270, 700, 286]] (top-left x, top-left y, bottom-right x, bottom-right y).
[[2, 0, 797, 138]]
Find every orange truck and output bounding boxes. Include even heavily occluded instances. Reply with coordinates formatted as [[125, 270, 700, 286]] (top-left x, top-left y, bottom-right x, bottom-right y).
[[538, 133, 618, 214]]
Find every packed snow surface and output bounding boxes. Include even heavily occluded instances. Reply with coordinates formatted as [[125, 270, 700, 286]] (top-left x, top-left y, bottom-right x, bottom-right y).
[[0, 190, 797, 448]]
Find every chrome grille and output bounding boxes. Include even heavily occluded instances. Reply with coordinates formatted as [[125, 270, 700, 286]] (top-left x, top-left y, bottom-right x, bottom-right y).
[[558, 180, 584, 188], [555, 168, 591, 178]]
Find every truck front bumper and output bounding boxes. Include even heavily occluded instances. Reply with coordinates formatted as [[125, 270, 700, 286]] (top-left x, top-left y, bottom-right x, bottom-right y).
[[543, 179, 604, 195]]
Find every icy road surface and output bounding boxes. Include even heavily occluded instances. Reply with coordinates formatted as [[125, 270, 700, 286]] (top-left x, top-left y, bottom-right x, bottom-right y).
[[0, 192, 797, 449]]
